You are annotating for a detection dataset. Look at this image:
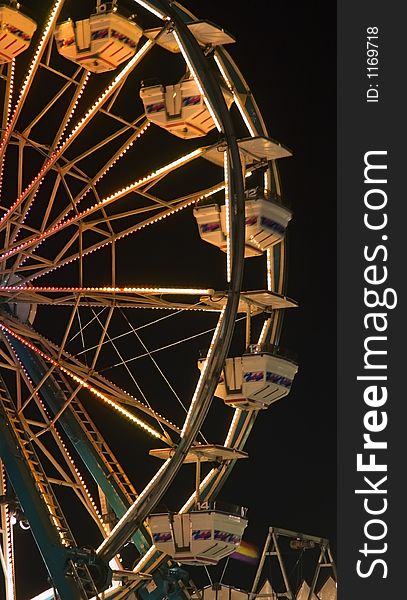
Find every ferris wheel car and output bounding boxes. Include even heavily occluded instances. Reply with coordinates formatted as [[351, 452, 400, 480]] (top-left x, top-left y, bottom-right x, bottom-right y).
[[193, 204, 225, 247], [140, 77, 233, 139], [194, 187, 292, 257], [149, 503, 248, 566], [199, 344, 298, 410], [54, 9, 143, 73], [0, 5, 36, 63]]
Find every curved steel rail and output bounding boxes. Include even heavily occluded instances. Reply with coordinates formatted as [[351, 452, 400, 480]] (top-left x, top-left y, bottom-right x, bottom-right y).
[[97, 0, 246, 562], [97, 0, 291, 590]]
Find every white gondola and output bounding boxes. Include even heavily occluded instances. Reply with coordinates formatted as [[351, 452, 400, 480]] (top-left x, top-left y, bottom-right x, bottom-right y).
[[149, 504, 247, 566], [0, 5, 36, 64], [199, 345, 298, 410], [193, 204, 225, 247], [194, 187, 292, 257], [140, 77, 233, 139], [54, 9, 143, 73]]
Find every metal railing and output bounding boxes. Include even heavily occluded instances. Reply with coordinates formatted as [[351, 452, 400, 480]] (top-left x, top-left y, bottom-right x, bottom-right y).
[[244, 343, 298, 364]]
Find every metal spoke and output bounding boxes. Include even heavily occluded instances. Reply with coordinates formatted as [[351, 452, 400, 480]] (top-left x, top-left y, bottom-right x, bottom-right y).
[[0, 315, 181, 438], [5, 69, 91, 248], [91, 308, 173, 444], [0, 37, 155, 232], [0, 147, 204, 266], [0, 285, 217, 311], [103, 321, 232, 372], [0, 0, 65, 162], [3, 192, 211, 283]]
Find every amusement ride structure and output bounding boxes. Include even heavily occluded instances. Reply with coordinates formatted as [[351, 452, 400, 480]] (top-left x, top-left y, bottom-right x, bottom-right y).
[[0, 1, 334, 598]]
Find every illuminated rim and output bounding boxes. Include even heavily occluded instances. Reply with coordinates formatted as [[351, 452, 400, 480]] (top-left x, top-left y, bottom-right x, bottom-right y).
[[0, 0, 288, 597]]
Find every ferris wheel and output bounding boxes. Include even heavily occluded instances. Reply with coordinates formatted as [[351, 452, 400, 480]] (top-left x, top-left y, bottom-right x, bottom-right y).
[[0, 1, 298, 598]]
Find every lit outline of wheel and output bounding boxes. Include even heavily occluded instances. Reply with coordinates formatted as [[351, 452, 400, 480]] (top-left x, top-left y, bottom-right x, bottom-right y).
[[0, 0, 288, 597]]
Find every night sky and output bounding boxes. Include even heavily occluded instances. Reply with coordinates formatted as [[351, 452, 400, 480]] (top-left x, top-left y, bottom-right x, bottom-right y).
[[1, 1, 336, 597], [181, 0, 337, 588], [180, 0, 337, 538]]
